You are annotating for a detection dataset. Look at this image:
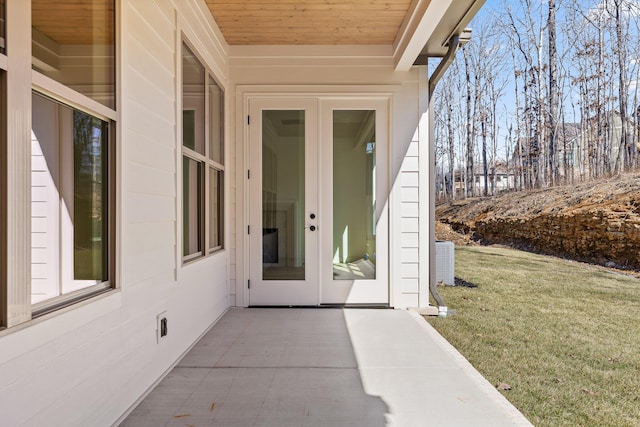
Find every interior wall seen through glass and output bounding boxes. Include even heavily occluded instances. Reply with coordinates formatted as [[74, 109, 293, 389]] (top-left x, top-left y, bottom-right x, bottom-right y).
[[262, 110, 305, 281], [333, 110, 376, 280]]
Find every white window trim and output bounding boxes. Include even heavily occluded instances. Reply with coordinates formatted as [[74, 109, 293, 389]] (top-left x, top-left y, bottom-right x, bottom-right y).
[[178, 37, 226, 269], [29, 87, 116, 318]]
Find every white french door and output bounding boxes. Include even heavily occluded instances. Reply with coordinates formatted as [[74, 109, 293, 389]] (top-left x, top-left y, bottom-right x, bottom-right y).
[[248, 96, 388, 306]]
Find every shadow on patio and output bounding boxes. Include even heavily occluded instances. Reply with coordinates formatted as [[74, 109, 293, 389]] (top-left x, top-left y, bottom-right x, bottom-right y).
[[120, 308, 531, 426]]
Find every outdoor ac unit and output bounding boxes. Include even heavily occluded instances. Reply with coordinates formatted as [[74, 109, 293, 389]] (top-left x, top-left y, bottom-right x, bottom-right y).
[[435, 240, 454, 286]]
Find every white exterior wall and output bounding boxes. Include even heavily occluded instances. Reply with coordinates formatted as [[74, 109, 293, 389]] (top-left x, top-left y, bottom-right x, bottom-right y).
[[229, 49, 430, 309], [0, 1, 231, 425]]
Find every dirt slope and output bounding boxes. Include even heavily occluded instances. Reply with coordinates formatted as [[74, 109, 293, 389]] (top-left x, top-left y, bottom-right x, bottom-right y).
[[436, 173, 640, 271]]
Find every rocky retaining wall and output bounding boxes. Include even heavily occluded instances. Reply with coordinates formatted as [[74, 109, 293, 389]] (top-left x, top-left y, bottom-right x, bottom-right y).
[[437, 187, 640, 271]]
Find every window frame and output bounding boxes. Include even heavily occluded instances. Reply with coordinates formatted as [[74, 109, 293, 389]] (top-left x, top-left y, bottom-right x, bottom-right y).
[[0, 62, 6, 330], [180, 39, 225, 264], [29, 89, 116, 317], [1, 0, 117, 329]]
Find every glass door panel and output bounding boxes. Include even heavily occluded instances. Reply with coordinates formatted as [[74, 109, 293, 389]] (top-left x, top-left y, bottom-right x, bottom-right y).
[[332, 110, 376, 280], [262, 110, 306, 281]]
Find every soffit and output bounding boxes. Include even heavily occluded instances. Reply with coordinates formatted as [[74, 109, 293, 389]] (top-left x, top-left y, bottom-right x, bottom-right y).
[[29, 0, 483, 60], [204, 0, 414, 45]]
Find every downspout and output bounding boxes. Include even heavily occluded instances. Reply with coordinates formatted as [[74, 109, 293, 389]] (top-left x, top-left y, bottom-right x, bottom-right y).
[[427, 34, 463, 309], [429, 34, 462, 100]]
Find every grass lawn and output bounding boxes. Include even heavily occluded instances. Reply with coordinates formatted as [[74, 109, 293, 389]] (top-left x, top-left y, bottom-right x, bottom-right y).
[[426, 246, 640, 427]]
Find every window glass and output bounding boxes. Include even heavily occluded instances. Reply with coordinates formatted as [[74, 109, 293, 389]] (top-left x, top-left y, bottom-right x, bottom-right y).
[[182, 44, 205, 155], [31, 0, 115, 109], [73, 110, 108, 281], [261, 110, 305, 281], [0, 71, 4, 325], [0, 0, 5, 54], [181, 42, 224, 261], [333, 110, 376, 280], [209, 76, 223, 164], [183, 156, 202, 258], [209, 168, 222, 250], [31, 92, 110, 305]]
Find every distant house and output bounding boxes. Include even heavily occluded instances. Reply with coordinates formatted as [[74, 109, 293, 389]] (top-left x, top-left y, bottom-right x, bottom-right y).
[[512, 112, 638, 184], [441, 163, 515, 198]]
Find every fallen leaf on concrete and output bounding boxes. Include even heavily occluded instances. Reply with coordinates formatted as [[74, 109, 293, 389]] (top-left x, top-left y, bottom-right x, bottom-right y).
[[174, 414, 191, 419], [210, 402, 216, 412], [496, 382, 512, 391]]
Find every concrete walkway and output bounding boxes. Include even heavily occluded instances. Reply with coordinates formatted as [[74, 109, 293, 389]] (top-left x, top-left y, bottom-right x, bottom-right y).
[[120, 308, 532, 426]]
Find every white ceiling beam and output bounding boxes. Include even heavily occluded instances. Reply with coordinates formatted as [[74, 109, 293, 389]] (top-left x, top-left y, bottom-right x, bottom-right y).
[[393, 0, 454, 72]]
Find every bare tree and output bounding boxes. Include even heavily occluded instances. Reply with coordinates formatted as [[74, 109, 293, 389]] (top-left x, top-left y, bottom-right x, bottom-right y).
[[548, 0, 559, 185]]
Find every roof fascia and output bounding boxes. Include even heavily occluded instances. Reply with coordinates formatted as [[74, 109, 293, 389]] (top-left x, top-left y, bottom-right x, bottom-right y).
[[393, 0, 453, 72]]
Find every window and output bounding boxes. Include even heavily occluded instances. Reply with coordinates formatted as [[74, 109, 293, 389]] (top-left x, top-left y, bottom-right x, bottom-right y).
[[182, 43, 224, 262], [1, 1, 115, 327], [31, 92, 111, 310], [29, 0, 115, 314]]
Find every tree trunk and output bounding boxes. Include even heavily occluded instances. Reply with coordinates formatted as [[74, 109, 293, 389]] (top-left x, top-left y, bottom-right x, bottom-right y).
[[548, 0, 558, 185], [463, 47, 474, 198]]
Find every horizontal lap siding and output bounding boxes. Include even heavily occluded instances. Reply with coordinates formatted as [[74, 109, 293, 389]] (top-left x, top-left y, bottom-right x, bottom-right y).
[[399, 140, 420, 308], [122, 0, 176, 289]]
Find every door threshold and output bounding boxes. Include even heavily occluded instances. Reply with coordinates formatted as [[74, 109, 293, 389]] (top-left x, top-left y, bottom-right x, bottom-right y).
[[248, 304, 390, 309]]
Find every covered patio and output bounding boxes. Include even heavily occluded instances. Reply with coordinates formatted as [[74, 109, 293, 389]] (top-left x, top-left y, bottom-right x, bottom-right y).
[[120, 308, 532, 426]]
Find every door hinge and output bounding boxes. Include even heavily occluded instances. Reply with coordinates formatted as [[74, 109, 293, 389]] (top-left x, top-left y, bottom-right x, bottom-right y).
[[248, 169, 251, 179], [247, 115, 250, 125], [248, 225, 250, 235], [248, 280, 251, 289]]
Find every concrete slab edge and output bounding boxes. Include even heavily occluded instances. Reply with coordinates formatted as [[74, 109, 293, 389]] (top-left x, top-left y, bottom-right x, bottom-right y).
[[406, 310, 534, 427]]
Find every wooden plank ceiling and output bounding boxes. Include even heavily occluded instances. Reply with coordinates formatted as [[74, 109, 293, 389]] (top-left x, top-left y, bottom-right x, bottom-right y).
[[205, 0, 414, 45]]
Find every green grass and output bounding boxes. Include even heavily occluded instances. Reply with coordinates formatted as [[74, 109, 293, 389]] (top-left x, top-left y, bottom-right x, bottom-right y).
[[427, 246, 640, 427]]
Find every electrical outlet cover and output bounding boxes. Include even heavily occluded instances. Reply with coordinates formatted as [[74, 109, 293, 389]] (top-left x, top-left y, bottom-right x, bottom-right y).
[[156, 311, 168, 343]]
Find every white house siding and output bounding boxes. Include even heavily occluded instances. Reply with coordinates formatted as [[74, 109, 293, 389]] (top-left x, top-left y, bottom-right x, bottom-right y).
[[0, 1, 231, 425], [398, 139, 421, 307]]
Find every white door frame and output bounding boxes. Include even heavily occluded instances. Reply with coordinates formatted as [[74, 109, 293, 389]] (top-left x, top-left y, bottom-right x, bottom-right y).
[[240, 88, 393, 307]]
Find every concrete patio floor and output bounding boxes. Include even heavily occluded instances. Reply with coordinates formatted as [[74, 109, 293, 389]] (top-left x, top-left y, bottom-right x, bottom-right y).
[[120, 308, 532, 427]]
